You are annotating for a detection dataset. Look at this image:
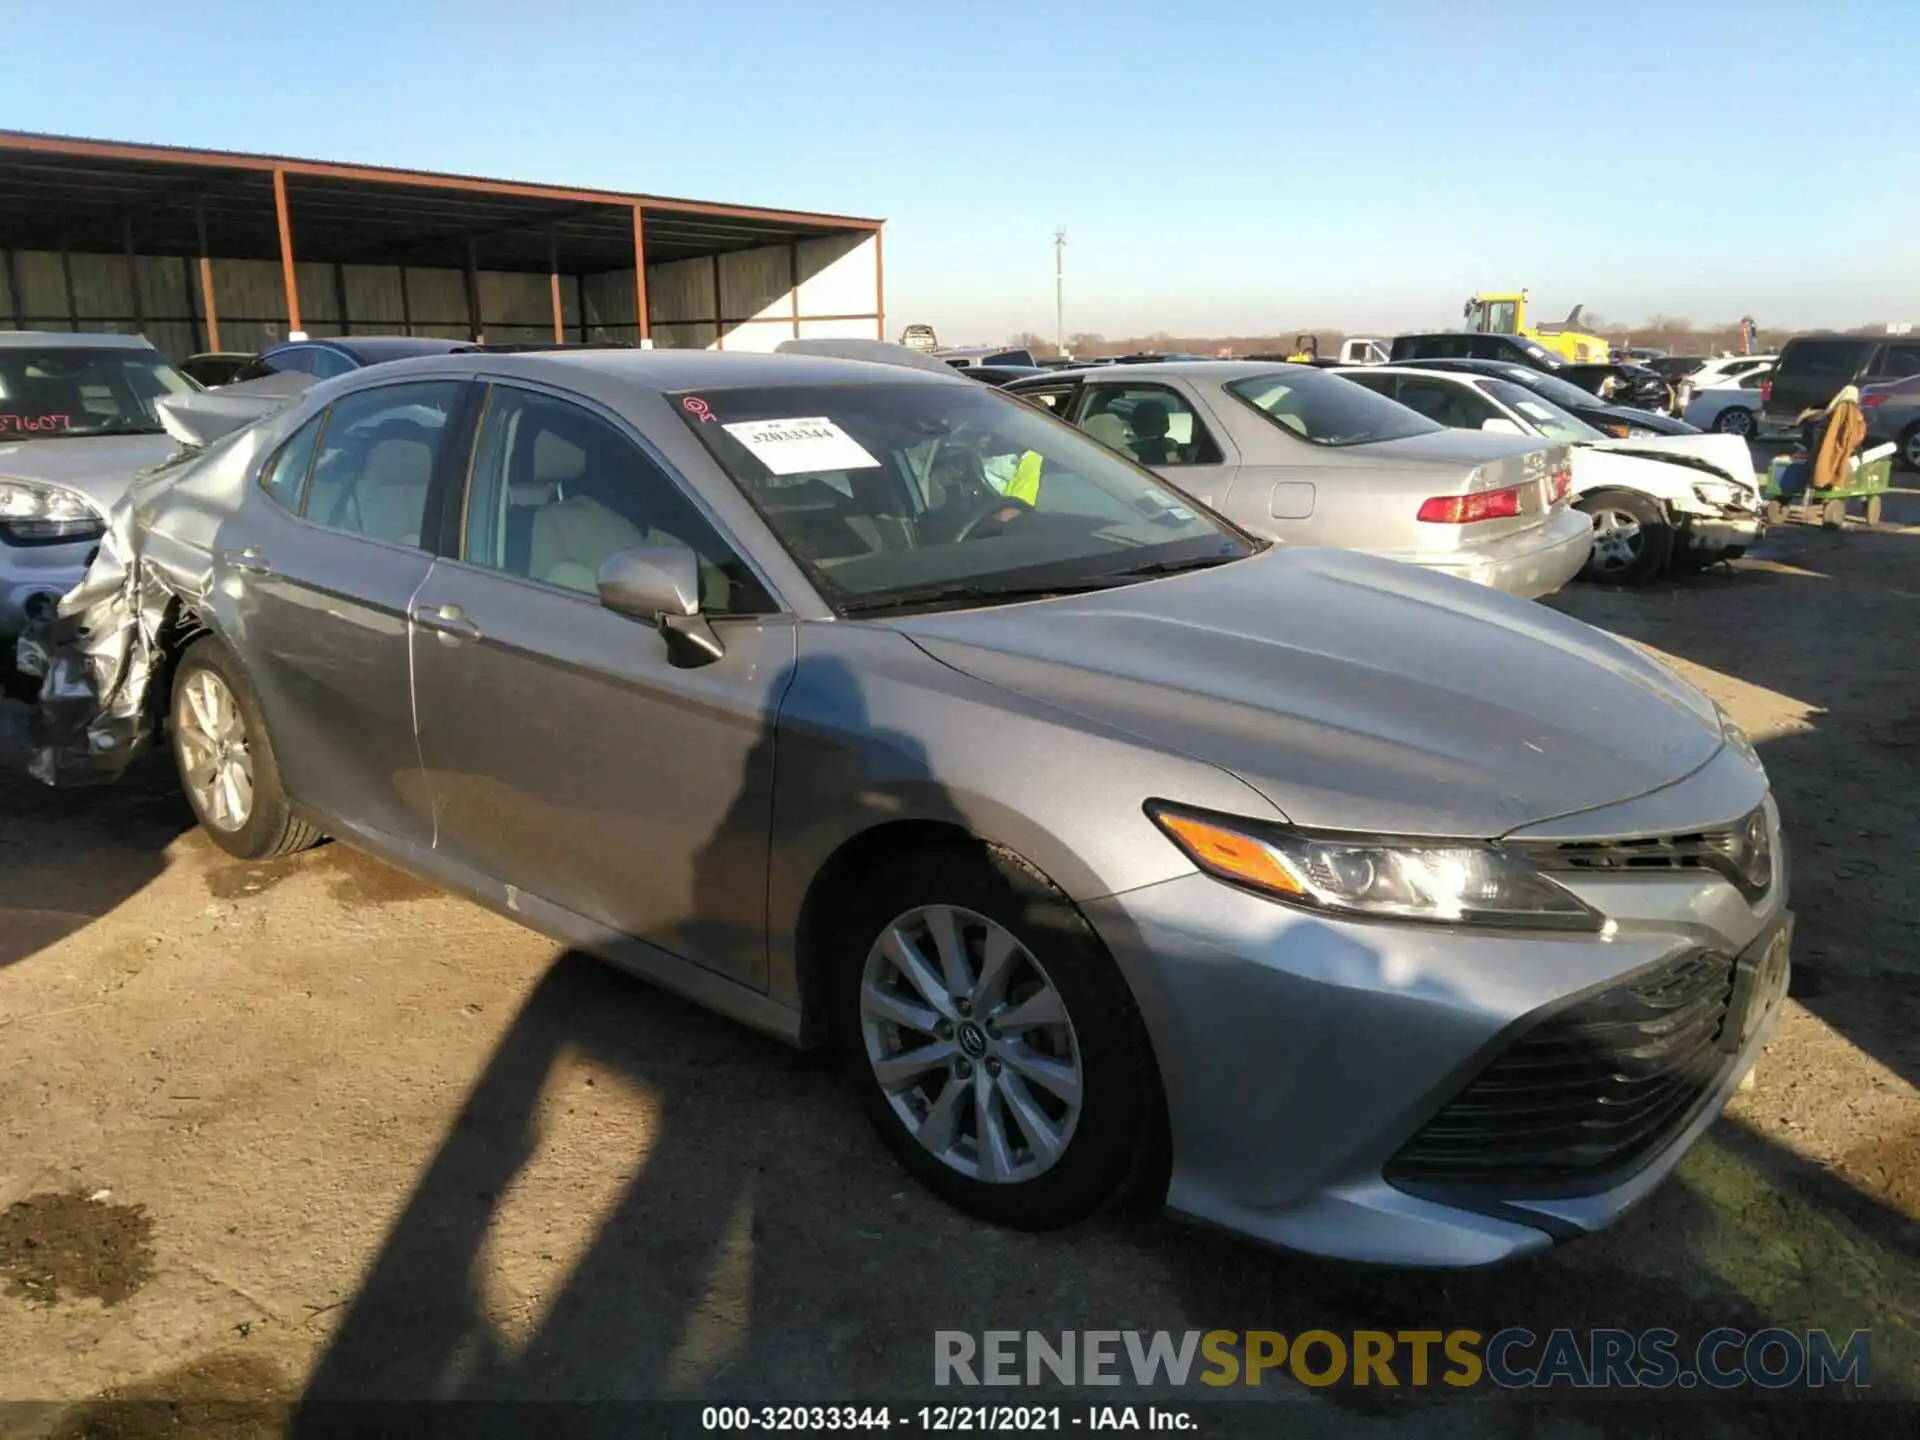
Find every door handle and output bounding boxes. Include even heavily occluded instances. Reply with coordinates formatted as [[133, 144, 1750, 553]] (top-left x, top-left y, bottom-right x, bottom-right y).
[[222, 547, 272, 575], [412, 603, 482, 642]]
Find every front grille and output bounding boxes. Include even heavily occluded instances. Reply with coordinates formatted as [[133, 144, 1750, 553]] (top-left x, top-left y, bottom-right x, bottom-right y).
[[1510, 807, 1772, 902], [1386, 949, 1736, 1193]]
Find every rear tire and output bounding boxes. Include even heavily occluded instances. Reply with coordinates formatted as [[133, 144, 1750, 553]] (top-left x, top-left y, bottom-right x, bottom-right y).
[[830, 842, 1164, 1230], [1577, 488, 1674, 586], [1712, 407, 1756, 437], [169, 636, 322, 861], [1898, 424, 1920, 473]]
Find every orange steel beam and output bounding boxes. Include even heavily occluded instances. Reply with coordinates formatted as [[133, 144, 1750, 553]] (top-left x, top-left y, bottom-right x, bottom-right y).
[[631, 203, 651, 343], [272, 167, 301, 335], [549, 229, 564, 343], [198, 256, 220, 350], [194, 204, 220, 350]]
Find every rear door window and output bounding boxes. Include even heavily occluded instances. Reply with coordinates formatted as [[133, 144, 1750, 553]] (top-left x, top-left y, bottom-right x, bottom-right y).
[[302, 381, 465, 549], [1389, 378, 1500, 429], [258, 413, 325, 512], [1073, 384, 1225, 466], [1007, 381, 1082, 416], [1786, 339, 1869, 378], [1872, 344, 1920, 380]]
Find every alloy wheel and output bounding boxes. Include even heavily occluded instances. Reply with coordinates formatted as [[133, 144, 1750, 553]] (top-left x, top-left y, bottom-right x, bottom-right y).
[[859, 904, 1083, 1184], [1905, 430, 1920, 470], [176, 669, 254, 831], [1588, 508, 1645, 572], [1716, 408, 1754, 437]]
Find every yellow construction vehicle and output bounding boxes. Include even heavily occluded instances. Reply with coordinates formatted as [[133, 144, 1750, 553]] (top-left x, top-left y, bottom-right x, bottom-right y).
[[1462, 291, 1612, 363]]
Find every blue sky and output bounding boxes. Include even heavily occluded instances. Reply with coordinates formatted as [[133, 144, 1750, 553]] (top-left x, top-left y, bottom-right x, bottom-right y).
[[4, 0, 1914, 343]]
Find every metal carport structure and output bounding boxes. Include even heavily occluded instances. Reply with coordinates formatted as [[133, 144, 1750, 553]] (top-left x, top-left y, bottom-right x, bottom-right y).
[[0, 131, 885, 361]]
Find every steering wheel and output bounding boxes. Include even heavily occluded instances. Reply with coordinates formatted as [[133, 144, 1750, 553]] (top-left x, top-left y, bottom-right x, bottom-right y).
[[954, 494, 1035, 541]]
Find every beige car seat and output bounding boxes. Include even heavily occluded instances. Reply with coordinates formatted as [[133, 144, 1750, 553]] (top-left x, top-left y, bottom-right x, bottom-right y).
[[1081, 410, 1131, 452], [353, 436, 434, 546], [530, 495, 647, 594]]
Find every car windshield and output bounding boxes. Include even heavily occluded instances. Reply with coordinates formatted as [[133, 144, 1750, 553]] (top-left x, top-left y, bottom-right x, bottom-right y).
[[1483, 378, 1606, 443], [1225, 368, 1443, 447], [0, 346, 197, 440], [674, 380, 1255, 613], [1492, 366, 1604, 412]]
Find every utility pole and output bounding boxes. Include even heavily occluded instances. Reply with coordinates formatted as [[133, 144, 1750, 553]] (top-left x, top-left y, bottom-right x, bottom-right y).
[[1054, 228, 1067, 357]]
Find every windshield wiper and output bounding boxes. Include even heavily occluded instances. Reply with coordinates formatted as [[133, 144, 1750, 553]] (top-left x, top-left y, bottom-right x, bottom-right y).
[[840, 577, 1139, 615], [1093, 553, 1245, 580]]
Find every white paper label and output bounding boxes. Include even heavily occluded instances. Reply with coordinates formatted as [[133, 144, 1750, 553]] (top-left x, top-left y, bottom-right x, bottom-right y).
[[721, 416, 880, 475]]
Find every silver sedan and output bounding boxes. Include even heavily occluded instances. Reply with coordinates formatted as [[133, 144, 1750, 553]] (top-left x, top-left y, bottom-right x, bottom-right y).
[[22, 349, 1789, 1267], [1006, 361, 1594, 598]]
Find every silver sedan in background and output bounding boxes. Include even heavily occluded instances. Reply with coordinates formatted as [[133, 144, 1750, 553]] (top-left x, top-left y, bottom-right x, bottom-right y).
[[22, 349, 1788, 1267], [1006, 361, 1593, 598]]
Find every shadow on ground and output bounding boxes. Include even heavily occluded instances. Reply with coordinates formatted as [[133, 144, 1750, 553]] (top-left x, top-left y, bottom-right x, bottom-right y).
[[0, 697, 194, 970]]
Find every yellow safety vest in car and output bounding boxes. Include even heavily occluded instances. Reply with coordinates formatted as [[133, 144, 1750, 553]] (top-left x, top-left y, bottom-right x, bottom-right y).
[[1004, 450, 1043, 506]]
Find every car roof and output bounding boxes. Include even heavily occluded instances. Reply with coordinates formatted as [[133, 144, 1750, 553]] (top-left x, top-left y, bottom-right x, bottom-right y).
[[1357, 365, 1482, 382], [0, 329, 158, 351], [1017, 360, 1300, 382], [362, 346, 972, 393], [312, 336, 479, 361]]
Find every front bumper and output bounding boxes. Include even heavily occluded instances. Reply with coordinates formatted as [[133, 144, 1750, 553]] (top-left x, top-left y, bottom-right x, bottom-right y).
[[1681, 511, 1763, 554], [1389, 506, 1595, 601], [1083, 760, 1788, 1268], [0, 535, 92, 647]]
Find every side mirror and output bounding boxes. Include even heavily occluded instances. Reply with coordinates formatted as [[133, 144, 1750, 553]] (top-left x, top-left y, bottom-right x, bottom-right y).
[[596, 545, 724, 668], [1480, 417, 1526, 436]]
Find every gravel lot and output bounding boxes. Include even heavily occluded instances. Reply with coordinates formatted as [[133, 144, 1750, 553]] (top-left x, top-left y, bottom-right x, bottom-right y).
[[2, 486, 1915, 1437]]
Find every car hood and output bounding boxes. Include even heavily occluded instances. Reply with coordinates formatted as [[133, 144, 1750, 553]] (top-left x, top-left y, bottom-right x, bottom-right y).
[[1339, 426, 1553, 468], [892, 547, 1725, 839], [1582, 434, 1757, 489], [0, 433, 183, 508]]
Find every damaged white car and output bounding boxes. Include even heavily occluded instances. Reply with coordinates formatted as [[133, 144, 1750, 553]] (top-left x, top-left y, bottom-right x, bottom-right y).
[[1342, 366, 1764, 586]]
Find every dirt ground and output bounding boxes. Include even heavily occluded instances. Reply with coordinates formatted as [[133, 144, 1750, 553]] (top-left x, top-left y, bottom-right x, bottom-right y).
[[1, 486, 1916, 1437]]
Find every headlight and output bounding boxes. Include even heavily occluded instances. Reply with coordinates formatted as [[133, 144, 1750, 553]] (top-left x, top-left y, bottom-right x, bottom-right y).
[[1692, 482, 1736, 506], [0, 479, 106, 546], [1147, 803, 1603, 931]]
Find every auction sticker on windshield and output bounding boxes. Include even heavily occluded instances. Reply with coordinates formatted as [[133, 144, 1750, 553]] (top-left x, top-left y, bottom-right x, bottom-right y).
[[721, 416, 880, 475]]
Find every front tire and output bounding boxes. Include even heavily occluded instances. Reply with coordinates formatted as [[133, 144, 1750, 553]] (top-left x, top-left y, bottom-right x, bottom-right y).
[[830, 843, 1164, 1230], [1899, 424, 1920, 473], [1578, 488, 1674, 585], [170, 637, 322, 861]]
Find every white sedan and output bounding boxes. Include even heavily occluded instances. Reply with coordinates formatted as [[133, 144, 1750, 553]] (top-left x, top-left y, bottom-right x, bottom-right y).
[[1341, 365, 1765, 586], [1682, 368, 1770, 438], [1688, 354, 1777, 388]]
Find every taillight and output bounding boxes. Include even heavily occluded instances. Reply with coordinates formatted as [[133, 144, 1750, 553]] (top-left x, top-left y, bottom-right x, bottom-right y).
[[1862, 393, 1887, 409], [1418, 486, 1523, 524], [1761, 377, 1773, 405]]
